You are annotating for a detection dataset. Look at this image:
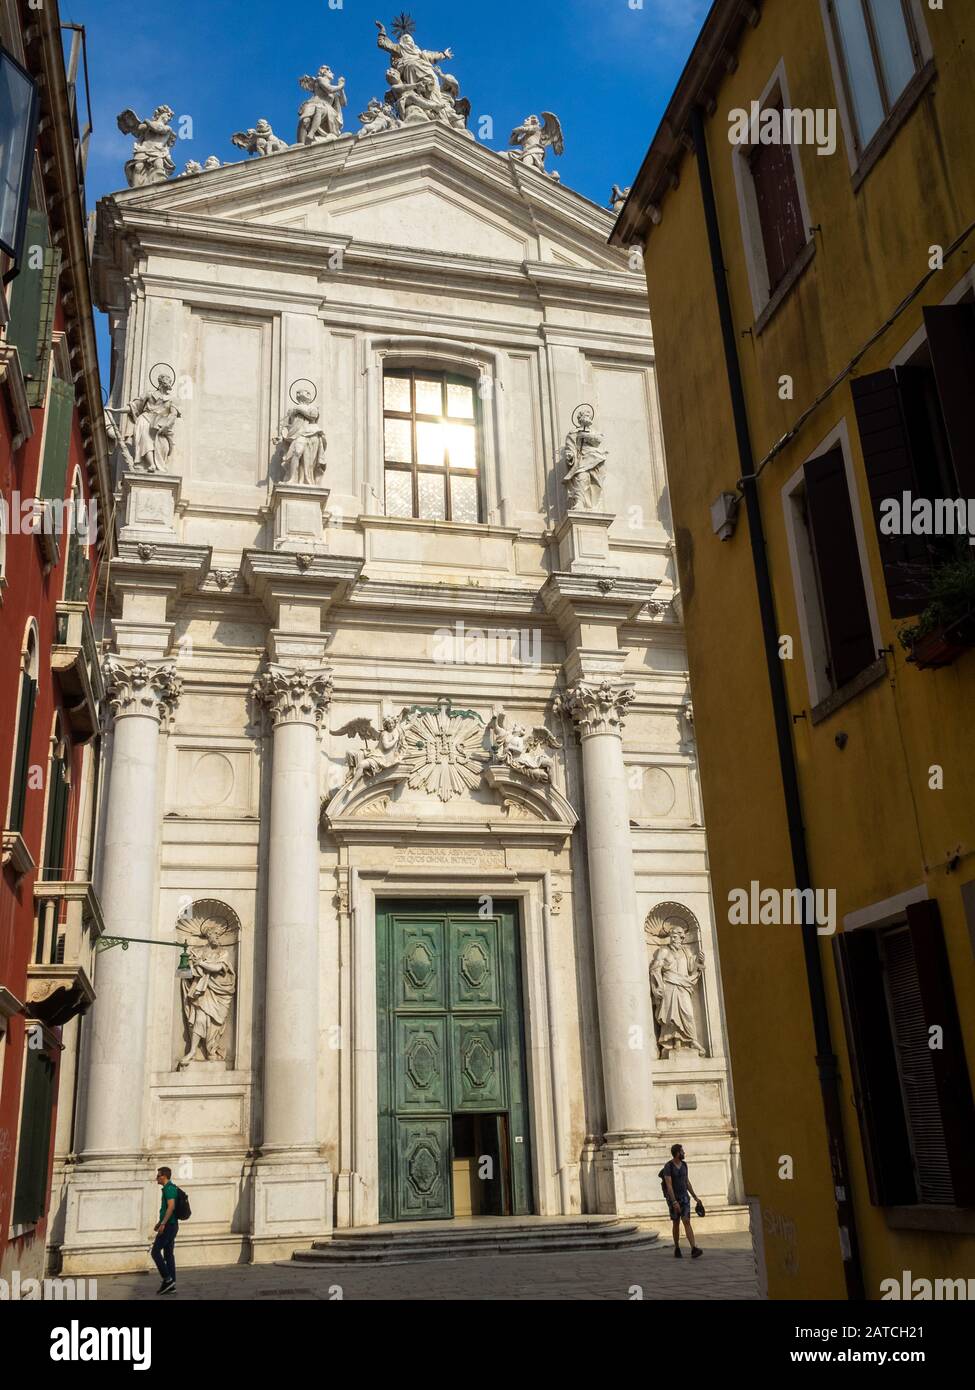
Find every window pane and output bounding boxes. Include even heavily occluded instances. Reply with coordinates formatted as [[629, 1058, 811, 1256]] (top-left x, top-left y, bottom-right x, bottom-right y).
[[416, 420, 446, 467], [415, 378, 443, 416], [383, 374, 411, 413], [834, 0, 886, 146], [866, 0, 916, 106], [450, 474, 479, 524], [447, 381, 475, 419], [384, 468, 412, 517], [0, 53, 37, 258], [383, 416, 412, 463], [444, 422, 476, 470], [418, 472, 446, 520]]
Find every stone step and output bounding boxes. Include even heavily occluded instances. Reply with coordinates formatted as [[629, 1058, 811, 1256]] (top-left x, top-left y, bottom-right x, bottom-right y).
[[291, 1221, 660, 1265]]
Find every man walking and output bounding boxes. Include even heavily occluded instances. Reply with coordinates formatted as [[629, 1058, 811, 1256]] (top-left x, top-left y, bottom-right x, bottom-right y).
[[660, 1143, 703, 1258], [151, 1167, 179, 1293]]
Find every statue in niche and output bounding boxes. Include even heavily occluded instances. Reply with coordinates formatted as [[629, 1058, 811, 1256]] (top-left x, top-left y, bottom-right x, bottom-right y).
[[232, 118, 289, 158], [358, 97, 401, 136], [648, 915, 706, 1056], [374, 18, 471, 132], [117, 105, 177, 187], [562, 404, 608, 510], [108, 369, 180, 472], [509, 112, 564, 180], [335, 711, 407, 786], [296, 66, 348, 144], [177, 918, 238, 1068], [489, 708, 561, 784], [273, 387, 328, 485]]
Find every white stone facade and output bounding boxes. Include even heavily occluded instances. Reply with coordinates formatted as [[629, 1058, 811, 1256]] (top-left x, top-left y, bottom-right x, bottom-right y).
[[52, 123, 741, 1272]]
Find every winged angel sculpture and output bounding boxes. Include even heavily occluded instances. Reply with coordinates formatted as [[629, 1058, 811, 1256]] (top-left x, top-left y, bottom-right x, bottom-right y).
[[116, 105, 177, 187], [509, 112, 564, 180], [231, 119, 289, 158], [489, 709, 561, 783]]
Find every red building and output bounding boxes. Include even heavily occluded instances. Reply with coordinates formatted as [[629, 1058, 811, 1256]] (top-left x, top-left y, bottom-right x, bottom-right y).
[[0, 0, 109, 1283]]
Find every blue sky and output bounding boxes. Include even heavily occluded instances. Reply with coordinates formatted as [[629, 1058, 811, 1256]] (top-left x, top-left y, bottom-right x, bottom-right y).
[[64, 0, 709, 380]]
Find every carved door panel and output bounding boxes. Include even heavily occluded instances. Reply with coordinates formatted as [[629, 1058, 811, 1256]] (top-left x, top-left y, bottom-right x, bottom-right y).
[[451, 1017, 506, 1111], [395, 1118, 452, 1219]]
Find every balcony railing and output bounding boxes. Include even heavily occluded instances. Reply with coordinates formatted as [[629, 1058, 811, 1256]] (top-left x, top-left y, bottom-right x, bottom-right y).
[[28, 878, 103, 1026], [51, 601, 103, 742]]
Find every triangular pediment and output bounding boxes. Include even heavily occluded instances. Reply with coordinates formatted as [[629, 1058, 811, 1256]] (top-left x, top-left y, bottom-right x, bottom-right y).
[[104, 122, 625, 273]]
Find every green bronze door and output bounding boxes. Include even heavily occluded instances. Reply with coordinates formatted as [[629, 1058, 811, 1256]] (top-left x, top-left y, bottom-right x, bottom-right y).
[[377, 900, 532, 1222]]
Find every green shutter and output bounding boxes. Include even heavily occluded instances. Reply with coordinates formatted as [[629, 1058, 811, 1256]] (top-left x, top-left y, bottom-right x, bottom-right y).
[[42, 752, 70, 883], [5, 210, 50, 389], [39, 376, 75, 502], [27, 244, 62, 408], [9, 672, 37, 833], [12, 1045, 56, 1226]]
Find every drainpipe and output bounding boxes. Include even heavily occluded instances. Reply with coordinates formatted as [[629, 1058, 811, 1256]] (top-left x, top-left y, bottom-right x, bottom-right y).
[[688, 102, 865, 1301]]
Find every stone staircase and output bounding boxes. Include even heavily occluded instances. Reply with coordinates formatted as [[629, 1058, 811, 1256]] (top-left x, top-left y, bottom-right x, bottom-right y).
[[291, 1216, 661, 1265]]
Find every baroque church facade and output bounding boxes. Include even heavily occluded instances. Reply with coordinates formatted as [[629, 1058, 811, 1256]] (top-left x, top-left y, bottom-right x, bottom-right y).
[[54, 30, 741, 1270]]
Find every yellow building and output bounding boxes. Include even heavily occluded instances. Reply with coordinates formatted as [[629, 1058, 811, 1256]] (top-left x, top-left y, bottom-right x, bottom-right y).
[[613, 0, 975, 1299]]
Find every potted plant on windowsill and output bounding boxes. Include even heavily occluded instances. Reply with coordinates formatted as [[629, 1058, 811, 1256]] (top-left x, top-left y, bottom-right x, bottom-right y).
[[898, 548, 975, 669]]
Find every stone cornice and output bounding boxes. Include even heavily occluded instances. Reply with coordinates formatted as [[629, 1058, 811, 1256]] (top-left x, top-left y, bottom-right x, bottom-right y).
[[250, 662, 333, 731], [103, 656, 182, 725], [541, 572, 661, 633]]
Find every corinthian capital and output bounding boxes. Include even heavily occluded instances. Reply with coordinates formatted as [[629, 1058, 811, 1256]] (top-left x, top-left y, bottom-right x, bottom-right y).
[[554, 679, 635, 739], [250, 662, 333, 730], [103, 656, 182, 725]]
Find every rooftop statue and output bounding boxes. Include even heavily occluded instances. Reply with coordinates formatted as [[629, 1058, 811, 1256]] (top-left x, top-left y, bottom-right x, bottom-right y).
[[357, 97, 401, 137], [372, 17, 472, 135], [610, 184, 631, 213], [117, 105, 177, 187], [231, 119, 289, 158], [509, 112, 564, 180], [296, 65, 348, 144]]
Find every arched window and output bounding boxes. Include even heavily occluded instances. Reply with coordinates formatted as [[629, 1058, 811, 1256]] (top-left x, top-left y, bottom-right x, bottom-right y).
[[41, 714, 70, 882], [382, 367, 481, 523], [8, 622, 39, 833]]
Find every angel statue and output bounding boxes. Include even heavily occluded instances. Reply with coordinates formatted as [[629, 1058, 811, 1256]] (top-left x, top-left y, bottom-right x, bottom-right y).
[[116, 105, 177, 188], [609, 184, 631, 213], [106, 370, 180, 472], [296, 65, 348, 144], [177, 918, 238, 1068], [509, 112, 564, 180], [374, 17, 471, 132], [649, 921, 705, 1054], [231, 118, 289, 158], [562, 404, 608, 511], [489, 709, 561, 784], [203, 155, 222, 169], [357, 97, 400, 137], [273, 387, 327, 486], [333, 712, 406, 787], [179, 159, 203, 177]]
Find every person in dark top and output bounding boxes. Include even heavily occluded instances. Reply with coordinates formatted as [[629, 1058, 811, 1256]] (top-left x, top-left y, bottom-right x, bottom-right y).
[[151, 1166, 179, 1293], [660, 1143, 703, 1258]]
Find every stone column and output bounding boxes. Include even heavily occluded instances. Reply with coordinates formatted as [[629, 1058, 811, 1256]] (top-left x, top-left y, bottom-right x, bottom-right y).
[[83, 657, 181, 1155], [249, 661, 333, 1258], [559, 677, 660, 1214]]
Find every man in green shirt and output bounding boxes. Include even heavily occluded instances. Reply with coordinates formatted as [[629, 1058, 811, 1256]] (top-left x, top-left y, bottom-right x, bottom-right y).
[[151, 1167, 179, 1293]]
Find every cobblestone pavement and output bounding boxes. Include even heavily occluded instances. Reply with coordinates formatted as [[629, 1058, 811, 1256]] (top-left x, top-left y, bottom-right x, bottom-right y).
[[93, 1232, 760, 1301]]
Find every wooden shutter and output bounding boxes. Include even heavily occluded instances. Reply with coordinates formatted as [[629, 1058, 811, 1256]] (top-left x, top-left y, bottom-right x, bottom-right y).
[[748, 107, 807, 293], [850, 370, 930, 617], [803, 447, 876, 688], [12, 1045, 56, 1226], [923, 303, 975, 497], [9, 671, 37, 833], [5, 209, 49, 388], [39, 376, 75, 502], [905, 899, 975, 1206], [26, 244, 62, 408], [834, 929, 916, 1206], [41, 747, 70, 882]]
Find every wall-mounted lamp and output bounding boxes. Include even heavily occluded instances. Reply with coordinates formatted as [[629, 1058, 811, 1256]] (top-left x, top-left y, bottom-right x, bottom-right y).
[[95, 935, 195, 980], [710, 491, 740, 541]]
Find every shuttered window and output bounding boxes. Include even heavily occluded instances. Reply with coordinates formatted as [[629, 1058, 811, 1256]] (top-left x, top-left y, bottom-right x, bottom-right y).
[[834, 902, 975, 1209], [41, 733, 70, 882], [747, 104, 807, 295], [12, 1044, 56, 1226], [5, 208, 49, 391], [923, 303, 975, 499], [8, 667, 37, 833], [829, 0, 922, 156], [38, 375, 75, 503], [803, 447, 876, 689]]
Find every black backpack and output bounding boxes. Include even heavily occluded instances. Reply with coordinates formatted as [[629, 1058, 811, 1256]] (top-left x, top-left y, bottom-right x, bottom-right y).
[[175, 1187, 192, 1221]]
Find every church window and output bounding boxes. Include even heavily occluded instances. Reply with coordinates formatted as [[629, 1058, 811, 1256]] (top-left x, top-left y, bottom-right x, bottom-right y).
[[383, 368, 481, 523]]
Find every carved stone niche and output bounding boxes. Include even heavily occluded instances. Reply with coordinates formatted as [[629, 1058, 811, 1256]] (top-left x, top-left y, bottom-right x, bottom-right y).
[[172, 899, 241, 1072], [645, 901, 709, 1060]]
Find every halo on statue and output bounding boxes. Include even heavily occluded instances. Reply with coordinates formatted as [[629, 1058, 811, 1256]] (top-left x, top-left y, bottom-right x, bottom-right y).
[[289, 378, 318, 404], [149, 361, 176, 390], [644, 900, 701, 946], [572, 403, 595, 428], [175, 898, 242, 947]]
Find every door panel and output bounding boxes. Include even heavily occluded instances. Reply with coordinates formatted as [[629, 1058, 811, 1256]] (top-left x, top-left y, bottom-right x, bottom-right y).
[[395, 1016, 449, 1112], [396, 1117, 452, 1219], [450, 918, 501, 1010], [451, 1016, 506, 1111], [394, 917, 445, 1009]]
